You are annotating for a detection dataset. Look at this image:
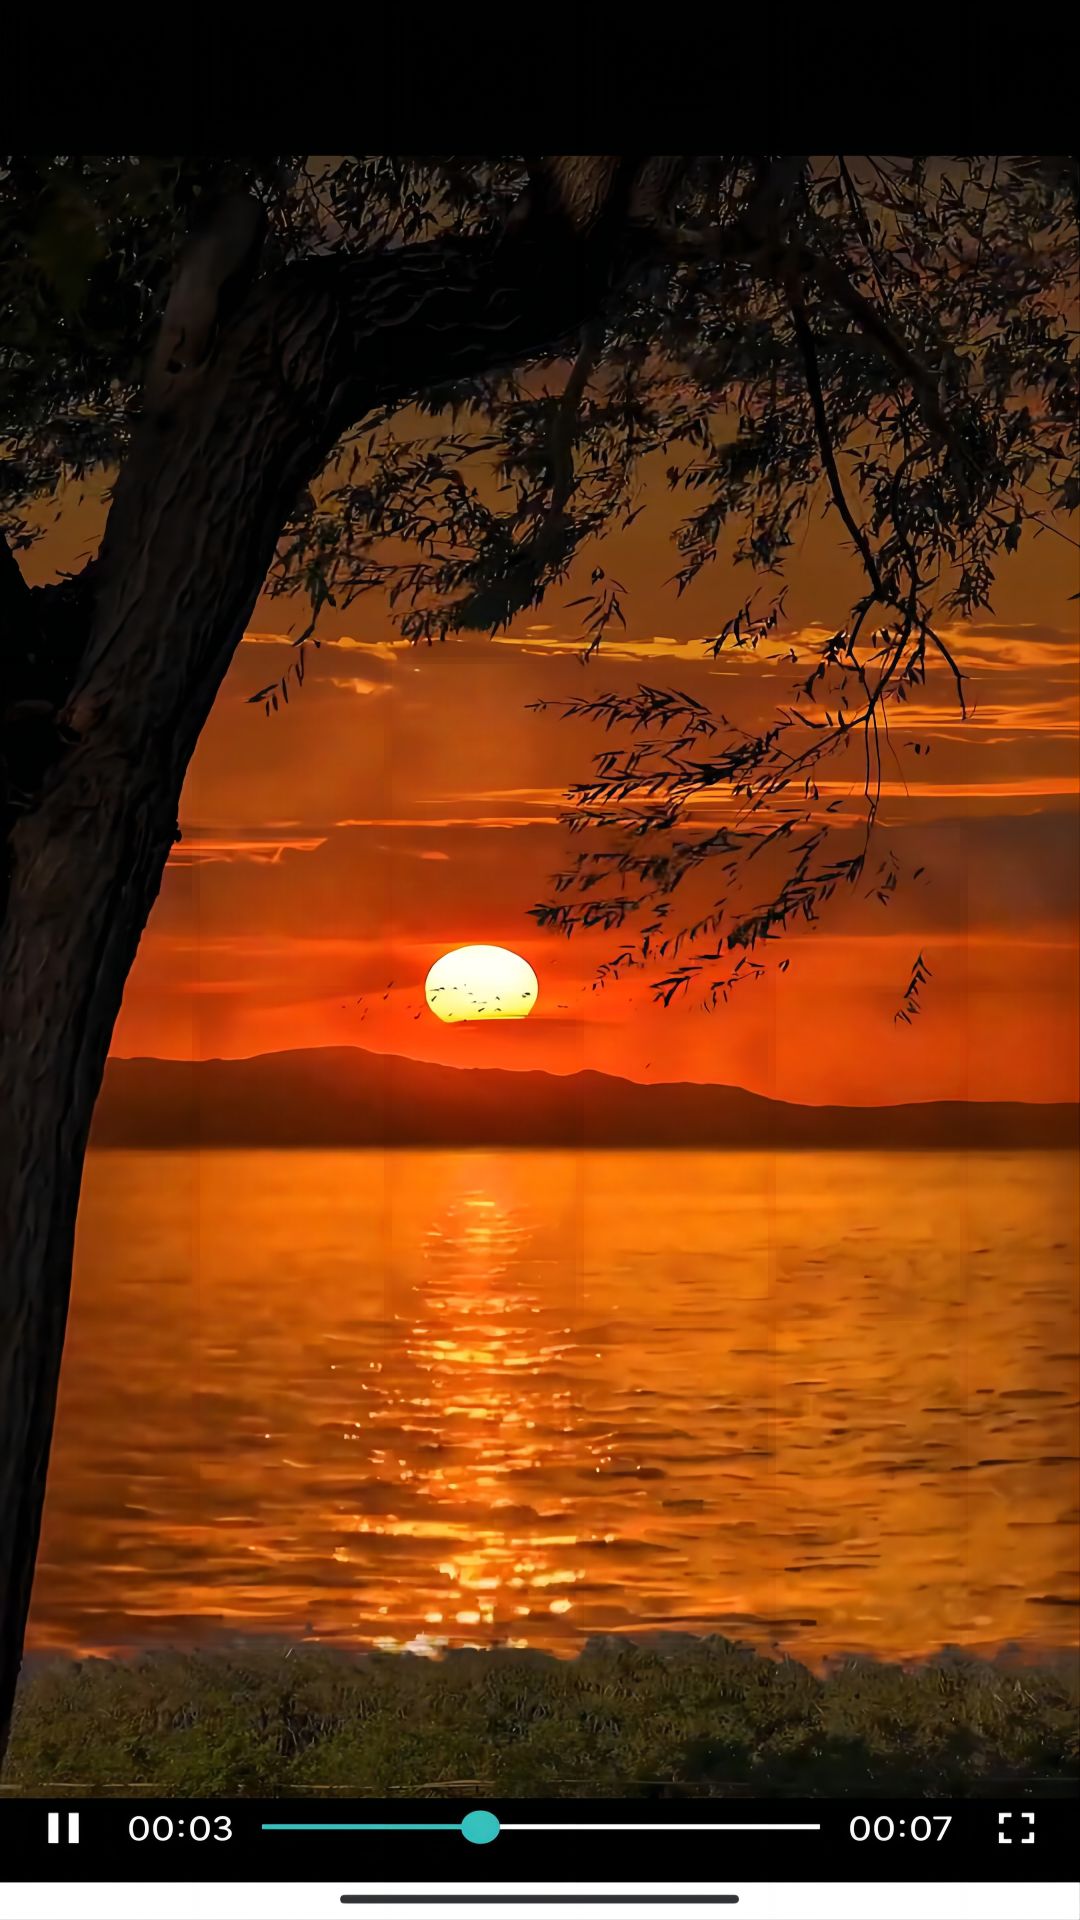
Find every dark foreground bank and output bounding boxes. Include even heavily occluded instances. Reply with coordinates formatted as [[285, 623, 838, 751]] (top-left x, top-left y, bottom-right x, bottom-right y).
[[4, 1639, 1077, 1798]]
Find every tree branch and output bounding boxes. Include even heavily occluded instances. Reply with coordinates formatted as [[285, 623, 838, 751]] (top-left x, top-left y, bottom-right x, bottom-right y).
[[650, 160, 967, 464], [786, 277, 887, 604], [307, 157, 691, 433], [533, 155, 624, 234], [808, 252, 958, 454], [76, 161, 681, 744], [547, 321, 603, 518]]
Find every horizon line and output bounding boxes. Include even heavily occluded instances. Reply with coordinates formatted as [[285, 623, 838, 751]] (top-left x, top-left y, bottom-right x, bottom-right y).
[[102, 1045, 1080, 1112]]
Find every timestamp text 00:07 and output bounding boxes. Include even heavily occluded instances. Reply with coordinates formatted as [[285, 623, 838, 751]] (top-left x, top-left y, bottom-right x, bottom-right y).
[[850, 1816, 951, 1842]]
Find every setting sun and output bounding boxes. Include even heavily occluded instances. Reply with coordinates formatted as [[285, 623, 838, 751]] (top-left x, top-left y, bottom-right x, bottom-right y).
[[424, 945, 539, 1024]]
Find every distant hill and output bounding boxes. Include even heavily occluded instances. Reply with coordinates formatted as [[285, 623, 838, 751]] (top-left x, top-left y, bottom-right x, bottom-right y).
[[90, 1047, 1080, 1150]]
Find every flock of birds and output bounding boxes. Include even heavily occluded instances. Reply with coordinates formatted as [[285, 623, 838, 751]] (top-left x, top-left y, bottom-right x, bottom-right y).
[[426, 980, 536, 1020], [335, 979, 654, 1056], [339, 979, 538, 1023], [339, 981, 417, 1022]]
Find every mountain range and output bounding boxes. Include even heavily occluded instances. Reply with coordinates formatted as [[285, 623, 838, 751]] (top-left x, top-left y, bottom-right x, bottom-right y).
[[90, 1047, 1079, 1150]]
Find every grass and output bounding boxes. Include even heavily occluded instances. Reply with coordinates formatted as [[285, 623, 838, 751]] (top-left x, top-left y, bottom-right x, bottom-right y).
[[4, 1639, 1077, 1799]]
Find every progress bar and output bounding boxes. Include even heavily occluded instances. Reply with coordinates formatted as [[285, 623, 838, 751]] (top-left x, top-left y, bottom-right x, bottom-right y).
[[341, 1899, 738, 1906], [264, 1813, 820, 1845]]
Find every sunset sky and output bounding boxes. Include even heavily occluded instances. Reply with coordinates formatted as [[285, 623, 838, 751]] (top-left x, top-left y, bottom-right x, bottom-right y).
[[32, 475, 1079, 1105]]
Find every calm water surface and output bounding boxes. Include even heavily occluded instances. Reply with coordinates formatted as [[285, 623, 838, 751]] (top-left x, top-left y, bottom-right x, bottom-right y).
[[29, 1149, 1079, 1664]]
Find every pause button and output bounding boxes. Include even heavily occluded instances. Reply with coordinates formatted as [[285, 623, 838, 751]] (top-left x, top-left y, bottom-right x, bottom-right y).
[[47, 1812, 79, 1844]]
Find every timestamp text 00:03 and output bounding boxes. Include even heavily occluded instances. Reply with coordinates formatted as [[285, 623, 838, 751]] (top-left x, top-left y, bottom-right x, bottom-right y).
[[129, 1816, 233, 1842]]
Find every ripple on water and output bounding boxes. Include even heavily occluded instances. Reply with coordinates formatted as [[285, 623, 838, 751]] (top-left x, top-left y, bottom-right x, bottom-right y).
[[29, 1147, 1080, 1666]]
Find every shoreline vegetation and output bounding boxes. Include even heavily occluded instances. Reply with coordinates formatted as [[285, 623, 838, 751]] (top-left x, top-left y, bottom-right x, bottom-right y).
[[5, 1638, 1077, 1799]]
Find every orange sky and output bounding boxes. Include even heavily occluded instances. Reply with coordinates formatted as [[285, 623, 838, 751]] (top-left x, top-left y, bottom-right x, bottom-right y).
[[29, 476, 1080, 1104]]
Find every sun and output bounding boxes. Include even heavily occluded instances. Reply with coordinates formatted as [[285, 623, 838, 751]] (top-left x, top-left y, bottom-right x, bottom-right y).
[[424, 945, 539, 1024]]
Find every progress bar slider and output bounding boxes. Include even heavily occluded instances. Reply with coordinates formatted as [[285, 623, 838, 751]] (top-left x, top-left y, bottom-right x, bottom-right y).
[[263, 1813, 821, 1845]]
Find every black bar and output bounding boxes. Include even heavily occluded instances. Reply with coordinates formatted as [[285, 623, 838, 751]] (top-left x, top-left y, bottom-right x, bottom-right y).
[[340, 1901, 738, 1907], [2, 1795, 1076, 1884]]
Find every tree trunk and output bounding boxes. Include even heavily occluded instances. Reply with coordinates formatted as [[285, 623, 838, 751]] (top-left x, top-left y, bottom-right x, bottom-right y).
[[0, 157, 672, 1763], [0, 778, 180, 1754], [0, 285, 346, 1756]]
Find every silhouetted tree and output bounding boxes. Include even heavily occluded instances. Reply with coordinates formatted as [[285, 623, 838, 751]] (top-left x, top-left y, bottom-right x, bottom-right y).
[[0, 154, 1075, 1760]]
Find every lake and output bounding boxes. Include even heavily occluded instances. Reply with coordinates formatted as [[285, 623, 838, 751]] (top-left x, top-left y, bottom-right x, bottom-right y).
[[28, 1148, 1079, 1666]]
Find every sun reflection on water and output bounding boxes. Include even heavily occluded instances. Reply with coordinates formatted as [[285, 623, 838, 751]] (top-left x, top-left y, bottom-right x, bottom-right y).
[[359, 1184, 597, 1649], [31, 1147, 1080, 1666]]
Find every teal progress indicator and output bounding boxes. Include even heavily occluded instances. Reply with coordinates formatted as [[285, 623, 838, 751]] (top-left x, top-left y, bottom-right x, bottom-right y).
[[263, 1811, 501, 1845]]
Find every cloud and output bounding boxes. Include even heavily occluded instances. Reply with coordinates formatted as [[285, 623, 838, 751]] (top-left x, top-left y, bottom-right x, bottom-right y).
[[334, 814, 550, 830], [881, 696, 1079, 737], [375, 845, 451, 862], [818, 776, 1080, 800], [168, 830, 328, 867], [435, 786, 565, 808], [328, 676, 393, 698], [240, 616, 1078, 671], [959, 619, 1078, 646], [242, 631, 405, 660]]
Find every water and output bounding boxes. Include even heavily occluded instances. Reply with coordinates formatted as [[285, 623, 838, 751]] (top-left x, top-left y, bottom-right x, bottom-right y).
[[28, 1149, 1079, 1665]]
